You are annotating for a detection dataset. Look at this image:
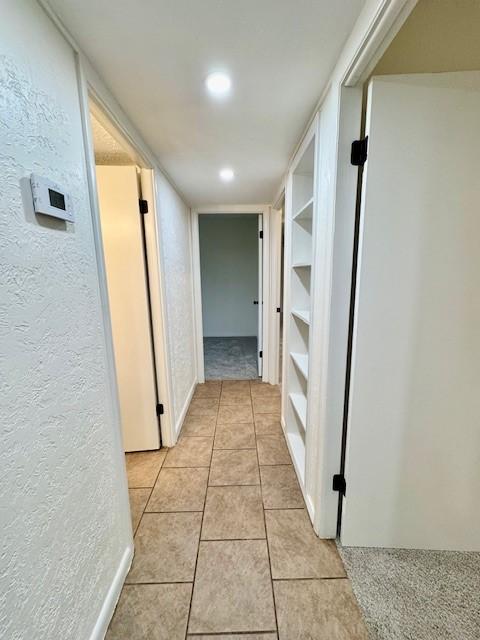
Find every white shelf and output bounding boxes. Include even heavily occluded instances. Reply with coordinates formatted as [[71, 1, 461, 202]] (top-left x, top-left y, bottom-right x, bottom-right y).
[[293, 197, 314, 221], [291, 309, 310, 326], [291, 352, 308, 380], [292, 262, 311, 269], [289, 392, 307, 433]]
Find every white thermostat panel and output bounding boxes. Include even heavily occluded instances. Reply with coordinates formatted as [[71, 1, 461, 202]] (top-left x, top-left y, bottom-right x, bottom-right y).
[[30, 174, 74, 222]]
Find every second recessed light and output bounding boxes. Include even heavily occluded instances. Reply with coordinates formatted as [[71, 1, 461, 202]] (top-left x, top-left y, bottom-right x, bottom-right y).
[[219, 168, 234, 182], [206, 71, 232, 97]]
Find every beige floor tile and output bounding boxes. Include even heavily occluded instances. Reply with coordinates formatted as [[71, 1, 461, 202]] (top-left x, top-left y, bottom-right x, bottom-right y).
[[127, 512, 201, 583], [187, 633, 277, 640], [128, 488, 151, 534], [274, 579, 368, 640], [187, 397, 219, 417], [146, 467, 208, 512], [202, 486, 265, 540], [222, 380, 251, 392], [265, 509, 346, 579], [254, 414, 283, 435], [194, 381, 222, 398], [214, 422, 256, 449], [125, 450, 167, 488], [220, 391, 252, 406], [260, 465, 304, 509], [256, 435, 291, 465], [250, 383, 281, 398], [209, 449, 260, 486], [164, 436, 213, 467], [217, 404, 254, 424], [188, 540, 276, 634], [252, 396, 281, 414], [106, 583, 192, 640], [181, 414, 216, 437]]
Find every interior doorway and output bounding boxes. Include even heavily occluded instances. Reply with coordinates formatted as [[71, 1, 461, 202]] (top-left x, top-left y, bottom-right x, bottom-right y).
[[89, 101, 162, 452], [198, 213, 262, 380]]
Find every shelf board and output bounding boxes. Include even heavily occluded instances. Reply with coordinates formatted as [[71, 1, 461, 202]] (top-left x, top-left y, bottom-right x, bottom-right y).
[[293, 197, 314, 221], [289, 392, 307, 433], [292, 262, 311, 269], [291, 309, 310, 326], [290, 352, 308, 380]]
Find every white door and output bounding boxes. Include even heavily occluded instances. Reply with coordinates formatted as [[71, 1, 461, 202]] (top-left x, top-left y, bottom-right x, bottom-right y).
[[257, 215, 263, 377], [342, 72, 480, 550], [96, 165, 160, 452]]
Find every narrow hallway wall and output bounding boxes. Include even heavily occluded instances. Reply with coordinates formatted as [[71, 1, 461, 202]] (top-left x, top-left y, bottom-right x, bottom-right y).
[[0, 1, 131, 637], [155, 174, 196, 430]]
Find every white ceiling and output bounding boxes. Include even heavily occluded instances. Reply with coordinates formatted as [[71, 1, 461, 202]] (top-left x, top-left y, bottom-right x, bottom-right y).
[[49, 0, 366, 206]]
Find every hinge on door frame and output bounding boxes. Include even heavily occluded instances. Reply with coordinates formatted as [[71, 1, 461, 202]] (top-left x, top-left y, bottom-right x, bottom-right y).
[[259, 230, 263, 239], [139, 199, 149, 214], [276, 307, 281, 313], [332, 473, 346, 496], [259, 350, 263, 358], [351, 136, 368, 166], [156, 403, 164, 416]]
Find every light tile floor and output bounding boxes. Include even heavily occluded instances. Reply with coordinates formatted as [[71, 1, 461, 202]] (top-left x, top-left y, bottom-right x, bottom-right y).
[[109, 381, 368, 639]]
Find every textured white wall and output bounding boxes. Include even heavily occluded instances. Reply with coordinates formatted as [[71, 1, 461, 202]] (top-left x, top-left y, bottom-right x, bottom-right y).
[[199, 214, 258, 337], [0, 1, 132, 638], [155, 173, 196, 425]]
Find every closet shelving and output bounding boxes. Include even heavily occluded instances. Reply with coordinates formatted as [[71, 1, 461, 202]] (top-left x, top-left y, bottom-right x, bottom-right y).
[[283, 133, 316, 487]]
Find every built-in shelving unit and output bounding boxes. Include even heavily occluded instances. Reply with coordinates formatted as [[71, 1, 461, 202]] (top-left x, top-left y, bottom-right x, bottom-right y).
[[282, 133, 316, 488]]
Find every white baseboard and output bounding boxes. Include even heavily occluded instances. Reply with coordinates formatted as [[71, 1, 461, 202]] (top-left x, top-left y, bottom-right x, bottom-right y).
[[174, 378, 197, 440], [88, 544, 133, 640]]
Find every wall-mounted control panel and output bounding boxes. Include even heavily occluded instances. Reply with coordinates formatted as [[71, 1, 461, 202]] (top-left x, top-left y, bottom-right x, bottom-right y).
[[30, 174, 74, 222]]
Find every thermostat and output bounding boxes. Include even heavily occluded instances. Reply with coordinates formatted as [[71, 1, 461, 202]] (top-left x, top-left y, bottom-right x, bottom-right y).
[[30, 174, 74, 222]]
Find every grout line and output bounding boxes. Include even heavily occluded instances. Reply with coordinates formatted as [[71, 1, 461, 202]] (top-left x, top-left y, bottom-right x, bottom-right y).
[[272, 576, 348, 582], [253, 383, 279, 637], [131, 453, 168, 538], [187, 632, 277, 637], [184, 382, 221, 639], [124, 580, 194, 586]]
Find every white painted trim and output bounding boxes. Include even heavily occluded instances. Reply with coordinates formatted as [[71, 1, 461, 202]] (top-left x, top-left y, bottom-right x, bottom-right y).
[[83, 86, 175, 449], [268, 207, 283, 385], [272, 0, 415, 200], [88, 544, 133, 640], [74, 54, 133, 530], [191, 205, 271, 382], [191, 211, 205, 382], [139, 168, 175, 448], [175, 378, 197, 439]]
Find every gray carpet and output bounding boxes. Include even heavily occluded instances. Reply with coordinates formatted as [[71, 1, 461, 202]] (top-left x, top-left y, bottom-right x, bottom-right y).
[[338, 544, 480, 640], [204, 336, 258, 380]]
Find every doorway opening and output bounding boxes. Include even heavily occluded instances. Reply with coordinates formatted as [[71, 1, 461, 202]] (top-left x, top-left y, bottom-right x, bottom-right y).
[[89, 100, 162, 452], [198, 213, 262, 380]]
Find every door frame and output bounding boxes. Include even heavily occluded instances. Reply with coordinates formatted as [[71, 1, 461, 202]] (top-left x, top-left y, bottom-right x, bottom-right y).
[[75, 61, 176, 449], [191, 205, 273, 383]]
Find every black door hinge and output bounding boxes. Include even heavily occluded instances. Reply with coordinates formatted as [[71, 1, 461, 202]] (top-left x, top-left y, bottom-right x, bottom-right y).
[[351, 136, 368, 166], [156, 403, 164, 416], [259, 350, 263, 358], [259, 230, 263, 239], [139, 199, 149, 214], [276, 307, 281, 313], [333, 474, 346, 496]]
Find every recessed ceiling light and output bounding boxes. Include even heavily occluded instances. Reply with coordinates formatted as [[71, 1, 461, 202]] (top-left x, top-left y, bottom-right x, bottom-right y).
[[219, 168, 234, 182], [206, 72, 232, 97]]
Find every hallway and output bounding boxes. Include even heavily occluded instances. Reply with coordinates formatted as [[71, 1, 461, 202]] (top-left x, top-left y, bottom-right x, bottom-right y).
[[115, 381, 368, 639]]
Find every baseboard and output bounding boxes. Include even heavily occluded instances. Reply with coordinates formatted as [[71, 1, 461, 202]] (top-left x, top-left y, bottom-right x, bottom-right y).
[[88, 544, 133, 640], [174, 378, 197, 440]]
